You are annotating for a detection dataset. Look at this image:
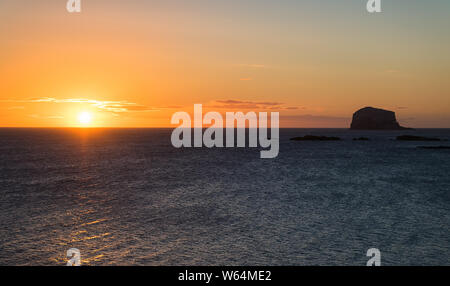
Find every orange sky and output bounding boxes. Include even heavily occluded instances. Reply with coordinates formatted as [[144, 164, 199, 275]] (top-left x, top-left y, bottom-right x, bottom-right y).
[[0, 1, 449, 128]]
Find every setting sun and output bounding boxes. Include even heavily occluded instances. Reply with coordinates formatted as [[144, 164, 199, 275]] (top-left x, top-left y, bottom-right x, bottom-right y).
[[78, 112, 93, 125]]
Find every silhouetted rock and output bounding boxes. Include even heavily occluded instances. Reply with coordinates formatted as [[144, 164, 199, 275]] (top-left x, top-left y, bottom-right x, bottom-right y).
[[290, 135, 341, 141], [353, 137, 370, 141], [397, 135, 441, 141], [350, 107, 410, 130], [417, 146, 450, 149]]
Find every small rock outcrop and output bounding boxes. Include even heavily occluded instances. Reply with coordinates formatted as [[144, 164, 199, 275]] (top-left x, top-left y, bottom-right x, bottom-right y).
[[350, 107, 409, 130], [397, 135, 441, 141], [290, 135, 341, 141], [417, 146, 450, 150], [353, 137, 370, 141]]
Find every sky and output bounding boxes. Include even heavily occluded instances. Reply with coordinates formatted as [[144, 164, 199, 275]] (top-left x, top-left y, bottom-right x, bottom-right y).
[[0, 0, 449, 127]]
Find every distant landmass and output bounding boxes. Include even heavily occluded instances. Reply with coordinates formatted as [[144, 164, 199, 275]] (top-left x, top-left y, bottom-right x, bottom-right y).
[[290, 135, 341, 141], [397, 135, 442, 141], [350, 107, 411, 130]]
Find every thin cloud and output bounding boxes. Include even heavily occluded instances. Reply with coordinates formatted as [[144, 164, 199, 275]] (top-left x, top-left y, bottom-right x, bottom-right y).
[[216, 100, 283, 106], [28, 114, 64, 119], [282, 114, 348, 121], [7, 106, 25, 110], [235, 64, 267, 69], [2, 98, 163, 113], [281, 114, 350, 128], [208, 100, 300, 111]]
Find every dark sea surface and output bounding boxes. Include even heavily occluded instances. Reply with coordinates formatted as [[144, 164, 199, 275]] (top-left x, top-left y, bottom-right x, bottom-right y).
[[0, 128, 449, 266]]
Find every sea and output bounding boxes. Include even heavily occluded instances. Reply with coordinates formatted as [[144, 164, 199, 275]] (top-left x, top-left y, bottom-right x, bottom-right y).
[[0, 128, 449, 266]]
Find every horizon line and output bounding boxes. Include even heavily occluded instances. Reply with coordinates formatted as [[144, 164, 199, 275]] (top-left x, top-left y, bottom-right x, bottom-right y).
[[1, 127, 449, 130]]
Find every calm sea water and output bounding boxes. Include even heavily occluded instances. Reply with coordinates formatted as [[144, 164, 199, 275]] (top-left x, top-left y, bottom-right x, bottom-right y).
[[0, 128, 449, 266]]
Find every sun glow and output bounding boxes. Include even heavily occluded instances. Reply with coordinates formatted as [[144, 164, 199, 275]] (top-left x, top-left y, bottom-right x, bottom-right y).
[[78, 112, 93, 125]]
